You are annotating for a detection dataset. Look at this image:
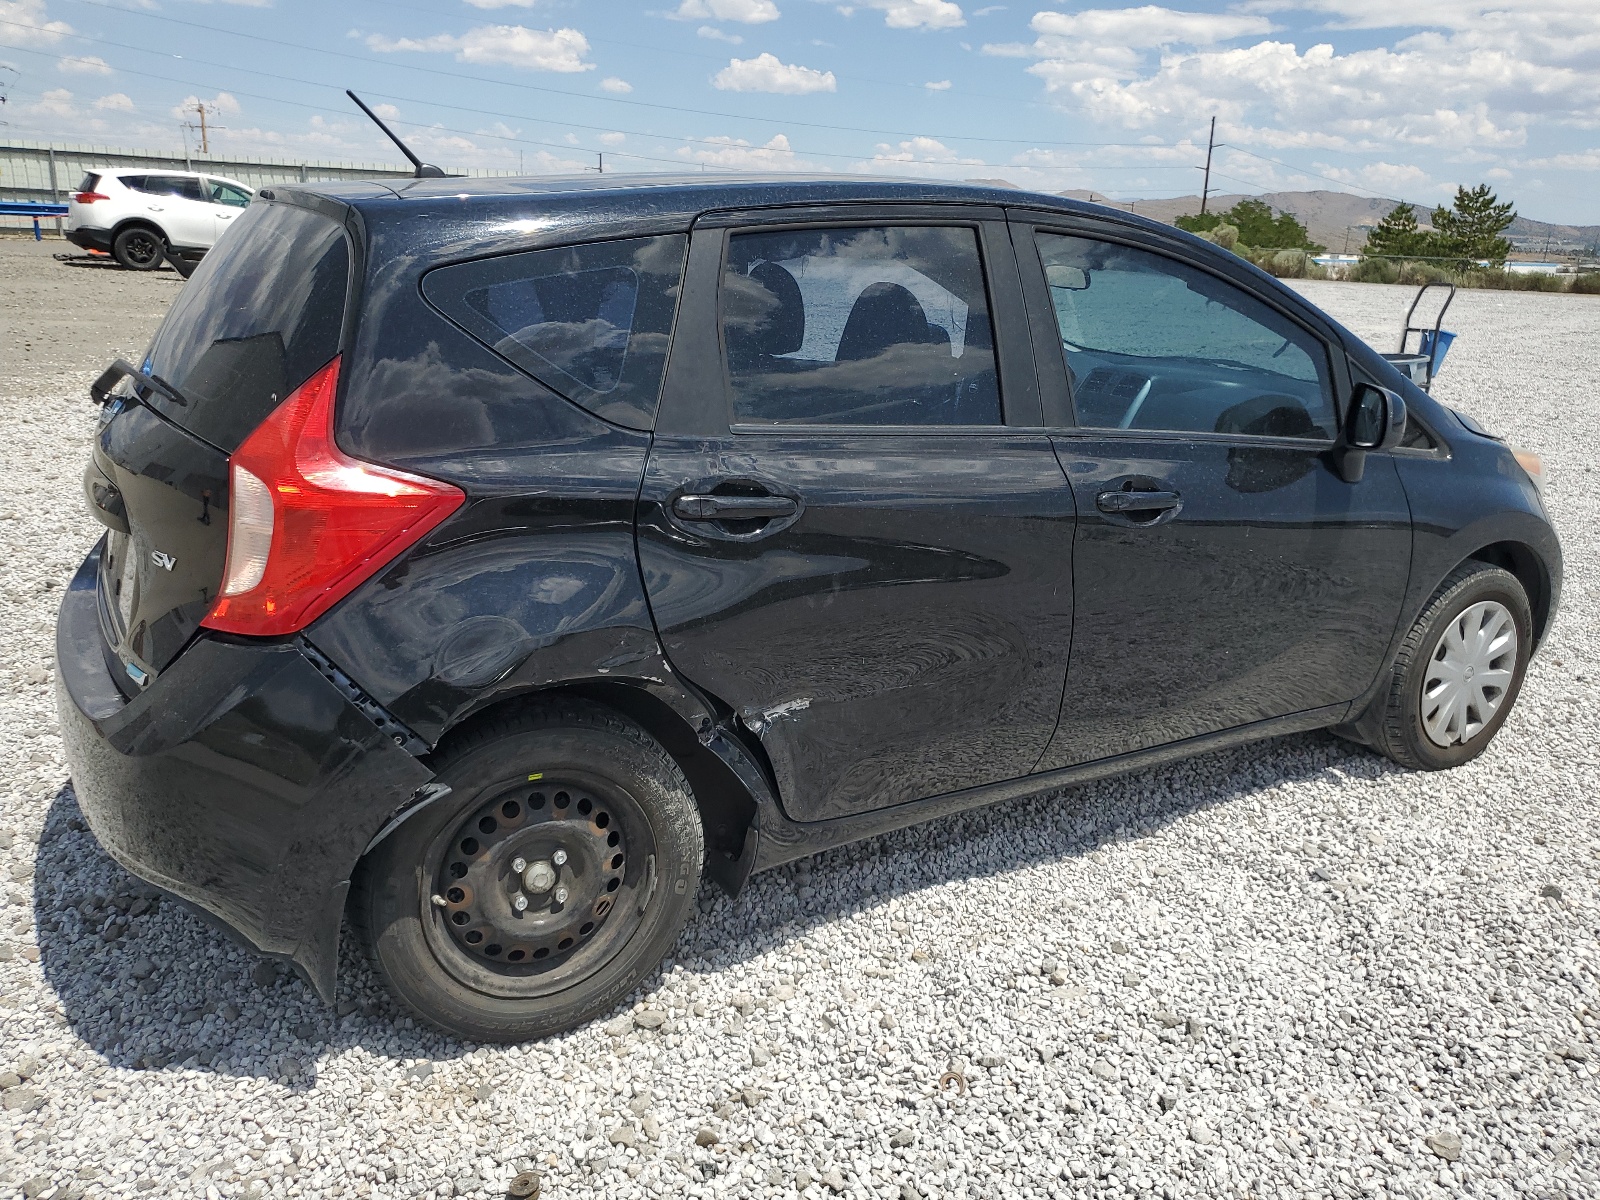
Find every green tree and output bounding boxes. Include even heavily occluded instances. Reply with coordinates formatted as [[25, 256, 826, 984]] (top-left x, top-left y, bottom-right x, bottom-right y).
[[1364, 203, 1435, 259], [1177, 199, 1323, 251], [1175, 211, 1222, 235], [1433, 184, 1516, 266]]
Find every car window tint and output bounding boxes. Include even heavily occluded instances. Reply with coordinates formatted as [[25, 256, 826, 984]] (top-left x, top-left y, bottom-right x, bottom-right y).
[[137, 175, 206, 202], [118, 174, 147, 192], [209, 181, 252, 207], [424, 234, 687, 431], [77, 173, 101, 193], [1036, 233, 1335, 440], [722, 226, 1001, 426], [142, 202, 350, 451]]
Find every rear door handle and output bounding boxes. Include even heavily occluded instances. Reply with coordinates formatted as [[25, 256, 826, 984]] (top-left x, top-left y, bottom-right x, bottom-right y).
[[1096, 489, 1181, 514], [673, 494, 798, 521]]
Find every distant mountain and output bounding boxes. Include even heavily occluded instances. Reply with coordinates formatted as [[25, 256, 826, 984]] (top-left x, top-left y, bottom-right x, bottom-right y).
[[1052, 188, 1600, 257]]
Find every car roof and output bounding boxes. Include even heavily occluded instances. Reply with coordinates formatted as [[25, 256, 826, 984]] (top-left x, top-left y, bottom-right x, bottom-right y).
[[278, 171, 1123, 231]]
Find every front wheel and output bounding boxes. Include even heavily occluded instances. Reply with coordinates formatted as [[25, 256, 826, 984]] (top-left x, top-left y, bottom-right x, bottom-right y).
[[353, 701, 703, 1042], [112, 225, 166, 271], [1359, 562, 1532, 770]]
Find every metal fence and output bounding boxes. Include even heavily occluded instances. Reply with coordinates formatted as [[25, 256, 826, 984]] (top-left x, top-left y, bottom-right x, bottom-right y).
[[0, 140, 521, 233]]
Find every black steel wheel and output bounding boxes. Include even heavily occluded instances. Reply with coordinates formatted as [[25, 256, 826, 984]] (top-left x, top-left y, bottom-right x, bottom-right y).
[[112, 225, 166, 271], [354, 701, 703, 1042]]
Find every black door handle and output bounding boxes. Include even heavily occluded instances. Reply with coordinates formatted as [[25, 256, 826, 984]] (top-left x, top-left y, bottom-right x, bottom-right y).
[[673, 493, 799, 521], [1096, 489, 1181, 515]]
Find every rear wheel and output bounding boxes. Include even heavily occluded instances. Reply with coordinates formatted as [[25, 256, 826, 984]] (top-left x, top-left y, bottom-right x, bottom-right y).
[[1359, 562, 1532, 770], [112, 225, 165, 271], [353, 701, 703, 1042]]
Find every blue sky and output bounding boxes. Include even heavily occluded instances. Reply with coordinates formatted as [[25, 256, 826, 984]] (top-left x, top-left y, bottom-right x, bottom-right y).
[[2, 0, 1595, 223]]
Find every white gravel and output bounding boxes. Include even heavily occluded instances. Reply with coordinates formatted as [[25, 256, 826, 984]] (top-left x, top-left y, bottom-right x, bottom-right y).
[[1, 238, 1597, 1200]]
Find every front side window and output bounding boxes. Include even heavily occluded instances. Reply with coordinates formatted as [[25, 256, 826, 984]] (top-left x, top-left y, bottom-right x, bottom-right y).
[[722, 225, 1001, 426], [424, 234, 686, 430], [209, 180, 252, 207], [1036, 233, 1335, 440]]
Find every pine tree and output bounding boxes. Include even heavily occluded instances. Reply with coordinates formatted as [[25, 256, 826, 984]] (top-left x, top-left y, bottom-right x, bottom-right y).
[[1364, 203, 1432, 259], [1433, 184, 1516, 266]]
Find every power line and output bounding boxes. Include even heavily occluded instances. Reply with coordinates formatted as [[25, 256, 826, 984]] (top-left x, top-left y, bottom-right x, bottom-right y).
[[0, 26, 1214, 178], [51, 0, 1164, 151]]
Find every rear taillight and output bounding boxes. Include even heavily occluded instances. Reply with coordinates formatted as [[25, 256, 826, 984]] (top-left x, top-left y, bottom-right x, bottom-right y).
[[201, 356, 464, 636], [74, 192, 109, 203]]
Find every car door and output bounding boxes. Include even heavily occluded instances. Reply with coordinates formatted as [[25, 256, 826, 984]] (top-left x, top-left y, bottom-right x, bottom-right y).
[[639, 207, 1076, 823], [1009, 212, 1412, 770], [206, 178, 253, 244], [137, 174, 214, 248]]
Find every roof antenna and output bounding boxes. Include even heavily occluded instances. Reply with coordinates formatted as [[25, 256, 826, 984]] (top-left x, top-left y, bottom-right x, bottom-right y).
[[346, 89, 446, 178]]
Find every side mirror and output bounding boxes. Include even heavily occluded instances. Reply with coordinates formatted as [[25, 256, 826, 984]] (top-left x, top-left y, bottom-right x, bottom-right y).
[[1349, 383, 1406, 450], [1337, 384, 1407, 482], [1046, 263, 1089, 291]]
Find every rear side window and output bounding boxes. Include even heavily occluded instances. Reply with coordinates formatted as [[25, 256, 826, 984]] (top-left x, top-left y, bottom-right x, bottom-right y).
[[424, 234, 687, 430], [142, 202, 350, 451], [721, 225, 1001, 426]]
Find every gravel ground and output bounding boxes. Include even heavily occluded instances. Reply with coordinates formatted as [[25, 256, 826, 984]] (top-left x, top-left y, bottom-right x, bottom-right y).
[[1, 235, 1596, 1200]]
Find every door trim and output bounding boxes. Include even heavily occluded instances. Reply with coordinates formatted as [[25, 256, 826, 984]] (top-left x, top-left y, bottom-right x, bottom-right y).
[[748, 702, 1349, 870]]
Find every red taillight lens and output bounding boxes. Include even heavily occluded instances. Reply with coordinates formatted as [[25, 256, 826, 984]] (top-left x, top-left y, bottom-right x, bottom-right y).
[[74, 192, 109, 203], [201, 356, 464, 636]]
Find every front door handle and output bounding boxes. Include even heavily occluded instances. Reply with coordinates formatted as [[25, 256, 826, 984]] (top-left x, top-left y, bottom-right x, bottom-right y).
[[674, 494, 798, 521], [1097, 489, 1181, 514]]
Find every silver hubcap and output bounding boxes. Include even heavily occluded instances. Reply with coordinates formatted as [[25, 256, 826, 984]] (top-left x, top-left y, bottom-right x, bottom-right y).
[[1421, 600, 1518, 747]]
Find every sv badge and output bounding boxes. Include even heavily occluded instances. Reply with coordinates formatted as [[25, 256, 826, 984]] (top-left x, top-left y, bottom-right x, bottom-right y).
[[150, 550, 177, 572]]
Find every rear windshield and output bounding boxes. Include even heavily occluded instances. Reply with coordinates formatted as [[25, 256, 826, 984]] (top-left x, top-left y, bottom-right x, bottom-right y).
[[424, 234, 686, 430], [142, 202, 350, 451], [77, 173, 100, 193]]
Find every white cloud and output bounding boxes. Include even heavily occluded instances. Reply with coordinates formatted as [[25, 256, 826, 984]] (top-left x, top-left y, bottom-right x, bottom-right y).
[[463, 0, 541, 6], [988, 2, 1598, 163], [1030, 7, 1273, 48], [860, 0, 964, 29], [373, 102, 401, 119], [600, 131, 626, 145], [57, 54, 112, 74], [677, 132, 804, 169], [673, 0, 779, 22], [972, 3, 1005, 13], [367, 25, 594, 72], [0, 0, 70, 46], [93, 92, 134, 111], [712, 52, 836, 93], [925, 79, 952, 89], [866, 134, 983, 164], [698, 24, 744, 42], [600, 76, 633, 92]]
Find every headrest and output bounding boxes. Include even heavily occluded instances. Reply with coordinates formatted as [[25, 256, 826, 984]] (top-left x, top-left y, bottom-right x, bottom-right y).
[[836, 282, 942, 362], [724, 261, 805, 365]]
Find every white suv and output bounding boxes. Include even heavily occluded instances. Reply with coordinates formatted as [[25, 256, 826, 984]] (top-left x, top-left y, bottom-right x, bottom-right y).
[[66, 169, 254, 276]]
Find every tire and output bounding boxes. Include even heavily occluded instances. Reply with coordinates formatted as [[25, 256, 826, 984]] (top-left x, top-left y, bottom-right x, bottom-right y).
[[1359, 562, 1532, 770], [112, 225, 166, 271], [353, 701, 703, 1042]]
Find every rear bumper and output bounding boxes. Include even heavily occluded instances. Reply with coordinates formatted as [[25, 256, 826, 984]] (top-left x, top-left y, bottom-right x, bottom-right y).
[[65, 226, 111, 252], [55, 544, 433, 1000]]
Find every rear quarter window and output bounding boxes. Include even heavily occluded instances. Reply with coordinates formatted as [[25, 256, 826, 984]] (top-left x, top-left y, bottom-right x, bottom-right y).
[[423, 234, 687, 430], [142, 201, 350, 451]]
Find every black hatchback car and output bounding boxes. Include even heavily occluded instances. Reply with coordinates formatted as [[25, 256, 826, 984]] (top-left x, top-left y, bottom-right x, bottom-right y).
[[57, 175, 1561, 1041]]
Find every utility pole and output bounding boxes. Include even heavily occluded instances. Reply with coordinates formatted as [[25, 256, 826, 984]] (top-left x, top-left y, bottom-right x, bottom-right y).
[[1200, 116, 1216, 215], [184, 102, 223, 156]]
